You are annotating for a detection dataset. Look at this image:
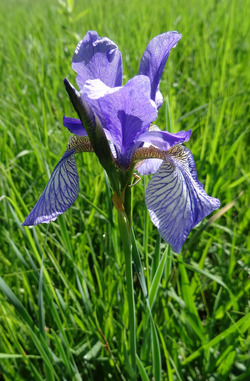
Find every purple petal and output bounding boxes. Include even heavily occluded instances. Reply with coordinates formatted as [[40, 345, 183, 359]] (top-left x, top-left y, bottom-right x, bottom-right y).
[[63, 116, 87, 136], [155, 87, 164, 109], [145, 146, 220, 253], [72, 31, 123, 89], [137, 158, 163, 175], [137, 129, 191, 151], [80, 79, 121, 137], [22, 150, 79, 226], [85, 75, 158, 167], [139, 32, 182, 108], [82, 78, 120, 99]]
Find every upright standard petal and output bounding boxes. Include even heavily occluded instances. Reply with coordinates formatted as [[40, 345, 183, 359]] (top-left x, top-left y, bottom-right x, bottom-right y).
[[63, 116, 87, 136], [72, 31, 123, 89], [145, 145, 220, 253], [22, 150, 79, 226], [139, 32, 182, 108], [85, 75, 158, 167]]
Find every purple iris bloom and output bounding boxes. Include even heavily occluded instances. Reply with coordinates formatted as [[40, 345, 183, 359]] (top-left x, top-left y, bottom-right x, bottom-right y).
[[23, 31, 220, 253]]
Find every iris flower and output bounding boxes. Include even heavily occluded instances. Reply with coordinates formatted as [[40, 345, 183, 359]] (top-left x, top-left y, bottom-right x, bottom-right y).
[[23, 31, 220, 253]]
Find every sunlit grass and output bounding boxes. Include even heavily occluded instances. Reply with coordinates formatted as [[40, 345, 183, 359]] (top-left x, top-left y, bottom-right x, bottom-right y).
[[0, 0, 249, 380]]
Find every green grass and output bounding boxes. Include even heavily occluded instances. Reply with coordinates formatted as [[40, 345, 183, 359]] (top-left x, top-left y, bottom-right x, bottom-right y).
[[0, 0, 249, 379]]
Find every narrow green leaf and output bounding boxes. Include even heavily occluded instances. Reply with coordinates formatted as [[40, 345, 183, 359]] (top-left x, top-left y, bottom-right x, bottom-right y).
[[183, 260, 238, 311], [150, 314, 162, 381], [149, 246, 170, 308], [51, 330, 72, 375], [83, 341, 102, 361], [38, 253, 45, 338], [219, 127, 249, 170], [131, 227, 148, 299], [136, 355, 150, 381], [186, 192, 243, 251], [132, 228, 162, 381], [150, 234, 161, 282], [0, 276, 34, 328], [0, 353, 40, 359], [178, 256, 205, 343], [182, 313, 250, 364]]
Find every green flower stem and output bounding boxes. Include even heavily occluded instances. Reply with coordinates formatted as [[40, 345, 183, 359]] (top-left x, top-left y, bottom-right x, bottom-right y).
[[117, 210, 136, 380]]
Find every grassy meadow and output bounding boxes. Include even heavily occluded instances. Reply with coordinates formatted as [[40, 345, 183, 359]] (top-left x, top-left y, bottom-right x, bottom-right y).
[[0, 0, 249, 379]]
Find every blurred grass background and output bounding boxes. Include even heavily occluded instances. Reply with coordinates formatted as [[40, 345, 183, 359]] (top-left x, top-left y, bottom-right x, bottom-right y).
[[0, 0, 249, 380]]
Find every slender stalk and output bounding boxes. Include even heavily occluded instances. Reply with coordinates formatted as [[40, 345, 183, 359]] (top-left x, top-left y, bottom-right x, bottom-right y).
[[117, 211, 137, 380]]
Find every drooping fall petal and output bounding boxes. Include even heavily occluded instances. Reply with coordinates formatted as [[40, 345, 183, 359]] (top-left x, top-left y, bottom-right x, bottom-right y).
[[145, 145, 220, 252], [23, 150, 79, 226]]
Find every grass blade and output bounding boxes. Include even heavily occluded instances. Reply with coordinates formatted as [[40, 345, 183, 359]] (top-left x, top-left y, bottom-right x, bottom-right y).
[[136, 354, 150, 381], [149, 246, 170, 309]]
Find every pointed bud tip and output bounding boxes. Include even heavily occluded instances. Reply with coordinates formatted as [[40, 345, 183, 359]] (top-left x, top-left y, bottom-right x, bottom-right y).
[[64, 78, 77, 94]]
